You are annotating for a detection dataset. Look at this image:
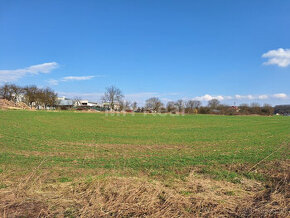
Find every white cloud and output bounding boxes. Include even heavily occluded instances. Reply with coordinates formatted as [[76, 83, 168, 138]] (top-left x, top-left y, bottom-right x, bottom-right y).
[[48, 79, 59, 86], [262, 48, 290, 67], [194, 94, 224, 101], [0, 62, 58, 82], [224, 96, 233, 100], [234, 94, 255, 100], [258, 95, 268, 100], [272, 93, 287, 99], [62, 76, 95, 81], [49, 75, 98, 86]]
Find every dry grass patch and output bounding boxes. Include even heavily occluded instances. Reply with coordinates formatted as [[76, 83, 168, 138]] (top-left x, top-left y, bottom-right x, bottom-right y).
[[2, 170, 288, 217], [0, 161, 289, 217]]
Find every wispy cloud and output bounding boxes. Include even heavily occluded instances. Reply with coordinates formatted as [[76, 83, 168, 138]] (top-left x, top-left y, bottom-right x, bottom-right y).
[[272, 93, 287, 99], [258, 95, 268, 100], [0, 62, 58, 82], [235, 94, 255, 100], [48, 79, 59, 86], [49, 75, 101, 86], [262, 48, 290, 67], [62, 76, 96, 81]]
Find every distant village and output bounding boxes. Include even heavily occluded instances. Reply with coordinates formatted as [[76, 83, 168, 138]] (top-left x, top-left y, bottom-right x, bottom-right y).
[[56, 96, 121, 111]]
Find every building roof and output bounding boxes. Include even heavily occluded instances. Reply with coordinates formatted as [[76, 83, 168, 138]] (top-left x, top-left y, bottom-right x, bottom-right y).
[[58, 99, 74, 106]]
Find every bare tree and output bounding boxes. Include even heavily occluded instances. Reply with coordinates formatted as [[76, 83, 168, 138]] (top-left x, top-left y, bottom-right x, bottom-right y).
[[185, 100, 201, 113], [186, 100, 201, 109], [131, 101, 138, 111], [208, 99, 220, 109], [23, 85, 38, 108], [0, 84, 10, 100], [10, 84, 24, 103], [145, 97, 163, 112], [166, 101, 176, 112], [261, 104, 273, 115], [73, 96, 82, 107], [119, 100, 131, 111], [250, 102, 261, 114], [102, 86, 124, 110], [175, 99, 185, 112], [0, 84, 21, 101], [0, 84, 57, 109], [41, 87, 57, 109]]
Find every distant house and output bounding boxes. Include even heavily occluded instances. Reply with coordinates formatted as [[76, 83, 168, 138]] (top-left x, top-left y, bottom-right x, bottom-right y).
[[56, 97, 121, 111], [274, 105, 290, 116], [57, 98, 74, 110], [101, 102, 120, 111], [76, 100, 99, 107]]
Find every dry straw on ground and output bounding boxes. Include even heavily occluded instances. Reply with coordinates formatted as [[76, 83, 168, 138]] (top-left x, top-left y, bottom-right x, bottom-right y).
[[0, 161, 289, 217], [0, 99, 31, 110]]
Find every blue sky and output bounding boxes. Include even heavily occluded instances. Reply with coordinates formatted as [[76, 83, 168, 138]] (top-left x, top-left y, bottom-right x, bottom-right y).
[[0, 0, 289, 105]]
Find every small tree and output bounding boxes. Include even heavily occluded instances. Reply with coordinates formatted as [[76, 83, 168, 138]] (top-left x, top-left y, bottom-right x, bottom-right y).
[[119, 100, 131, 111], [10, 84, 23, 102], [131, 101, 138, 111], [166, 101, 176, 112], [186, 100, 201, 113], [208, 99, 220, 109], [145, 97, 163, 112], [102, 86, 124, 110], [175, 99, 185, 112], [0, 84, 10, 100], [250, 102, 261, 114], [261, 104, 274, 115], [239, 103, 250, 115]]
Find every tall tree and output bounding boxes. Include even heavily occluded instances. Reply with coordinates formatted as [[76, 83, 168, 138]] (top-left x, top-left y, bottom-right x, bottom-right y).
[[102, 86, 124, 110], [41, 87, 57, 109], [23, 85, 39, 108]]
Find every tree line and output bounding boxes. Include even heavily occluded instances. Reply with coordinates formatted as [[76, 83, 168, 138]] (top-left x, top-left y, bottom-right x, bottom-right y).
[[0, 84, 57, 109], [0, 84, 274, 115], [102, 86, 274, 115]]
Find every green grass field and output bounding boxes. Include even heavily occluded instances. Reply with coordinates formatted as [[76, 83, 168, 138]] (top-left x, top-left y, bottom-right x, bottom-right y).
[[0, 110, 289, 216]]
